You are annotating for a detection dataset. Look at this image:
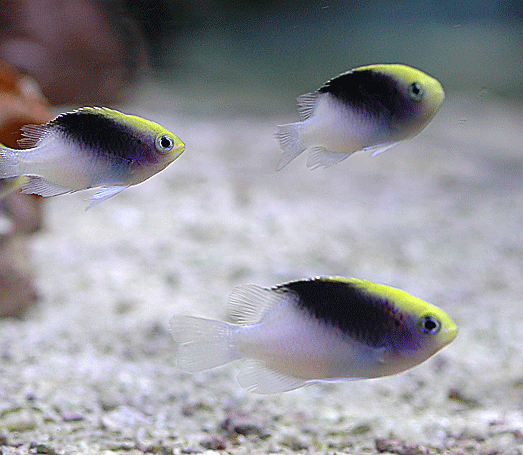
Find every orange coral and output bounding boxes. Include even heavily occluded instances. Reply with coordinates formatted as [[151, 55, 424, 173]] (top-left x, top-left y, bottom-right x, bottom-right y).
[[0, 59, 50, 317]]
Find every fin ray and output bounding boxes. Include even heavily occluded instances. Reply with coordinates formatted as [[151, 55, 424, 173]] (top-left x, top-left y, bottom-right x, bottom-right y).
[[20, 176, 72, 197], [84, 185, 129, 210], [18, 124, 52, 148], [306, 147, 350, 169], [227, 284, 287, 324], [237, 359, 306, 394], [169, 315, 240, 373], [275, 123, 305, 170], [296, 92, 319, 121]]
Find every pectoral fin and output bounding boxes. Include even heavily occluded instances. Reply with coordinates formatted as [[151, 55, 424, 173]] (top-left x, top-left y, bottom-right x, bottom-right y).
[[84, 185, 129, 210], [367, 142, 398, 157]]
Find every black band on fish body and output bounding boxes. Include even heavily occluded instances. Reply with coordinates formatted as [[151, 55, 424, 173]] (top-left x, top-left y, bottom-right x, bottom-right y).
[[50, 109, 160, 167], [278, 278, 416, 351], [319, 69, 419, 123]]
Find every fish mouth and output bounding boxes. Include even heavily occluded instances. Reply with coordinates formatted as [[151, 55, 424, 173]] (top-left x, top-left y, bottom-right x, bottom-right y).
[[439, 324, 458, 344], [425, 83, 445, 111], [431, 90, 445, 109], [172, 141, 186, 156]]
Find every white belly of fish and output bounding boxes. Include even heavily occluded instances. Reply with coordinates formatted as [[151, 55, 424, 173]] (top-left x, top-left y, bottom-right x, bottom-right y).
[[237, 305, 383, 381], [17, 140, 126, 190], [299, 95, 387, 155]]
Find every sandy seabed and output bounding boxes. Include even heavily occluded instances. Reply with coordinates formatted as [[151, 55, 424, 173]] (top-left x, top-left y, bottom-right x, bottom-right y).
[[0, 88, 523, 454]]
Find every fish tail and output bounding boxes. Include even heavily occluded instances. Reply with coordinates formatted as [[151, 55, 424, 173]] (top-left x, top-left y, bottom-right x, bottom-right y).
[[275, 123, 305, 170], [0, 147, 20, 179], [169, 315, 241, 373]]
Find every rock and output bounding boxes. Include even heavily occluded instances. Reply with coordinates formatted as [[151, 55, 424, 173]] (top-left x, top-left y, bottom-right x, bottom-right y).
[[0, 409, 37, 432], [220, 410, 267, 437], [375, 438, 434, 455], [200, 435, 226, 451], [29, 442, 59, 455]]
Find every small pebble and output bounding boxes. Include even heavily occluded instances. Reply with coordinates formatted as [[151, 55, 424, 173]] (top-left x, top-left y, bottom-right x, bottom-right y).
[[0, 410, 36, 432], [61, 412, 85, 422], [349, 422, 373, 435], [375, 438, 434, 455], [98, 393, 122, 412], [448, 388, 480, 408], [220, 410, 266, 437], [279, 435, 308, 452], [180, 446, 200, 454], [200, 435, 226, 451], [28, 442, 59, 455]]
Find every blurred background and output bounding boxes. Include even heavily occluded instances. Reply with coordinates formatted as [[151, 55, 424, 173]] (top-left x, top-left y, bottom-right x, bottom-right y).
[[0, 0, 521, 317], [144, 0, 523, 113], [2, 0, 522, 111]]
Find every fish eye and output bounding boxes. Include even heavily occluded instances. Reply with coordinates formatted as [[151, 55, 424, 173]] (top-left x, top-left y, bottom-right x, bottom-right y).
[[155, 134, 175, 153], [408, 82, 424, 101], [417, 315, 441, 335]]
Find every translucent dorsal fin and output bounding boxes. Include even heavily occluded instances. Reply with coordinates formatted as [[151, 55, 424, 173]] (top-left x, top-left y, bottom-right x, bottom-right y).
[[227, 284, 287, 325], [297, 92, 319, 121], [18, 124, 53, 148]]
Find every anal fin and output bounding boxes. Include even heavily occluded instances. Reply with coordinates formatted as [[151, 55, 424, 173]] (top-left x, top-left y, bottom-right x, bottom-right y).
[[306, 147, 350, 170], [20, 176, 72, 197], [237, 359, 306, 394]]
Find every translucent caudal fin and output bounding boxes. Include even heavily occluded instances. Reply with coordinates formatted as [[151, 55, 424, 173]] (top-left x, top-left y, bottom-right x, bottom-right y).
[[169, 315, 241, 373], [0, 148, 20, 179], [274, 123, 305, 170]]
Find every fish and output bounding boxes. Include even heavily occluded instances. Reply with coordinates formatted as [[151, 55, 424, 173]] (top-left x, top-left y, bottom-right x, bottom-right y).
[[0, 107, 185, 209], [275, 64, 445, 170], [170, 276, 457, 394]]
